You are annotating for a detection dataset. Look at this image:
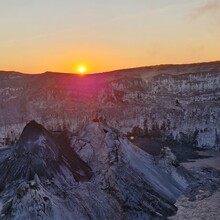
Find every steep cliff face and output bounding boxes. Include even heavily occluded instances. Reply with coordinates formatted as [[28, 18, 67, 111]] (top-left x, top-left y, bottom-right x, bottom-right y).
[[99, 70, 220, 148], [0, 61, 220, 149]]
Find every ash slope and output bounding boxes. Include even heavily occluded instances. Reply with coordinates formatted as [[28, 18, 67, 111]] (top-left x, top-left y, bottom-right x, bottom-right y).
[[0, 121, 190, 219], [0, 61, 220, 149]]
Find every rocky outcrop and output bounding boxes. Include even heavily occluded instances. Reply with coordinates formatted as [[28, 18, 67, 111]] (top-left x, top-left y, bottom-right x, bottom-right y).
[[0, 120, 93, 192], [0, 121, 191, 219], [171, 167, 220, 220]]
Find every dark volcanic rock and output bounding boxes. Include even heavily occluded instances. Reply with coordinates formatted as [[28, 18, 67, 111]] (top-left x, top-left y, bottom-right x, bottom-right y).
[[0, 120, 93, 191]]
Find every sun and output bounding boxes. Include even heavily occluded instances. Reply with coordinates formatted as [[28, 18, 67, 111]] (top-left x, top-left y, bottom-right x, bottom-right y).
[[77, 65, 87, 74]]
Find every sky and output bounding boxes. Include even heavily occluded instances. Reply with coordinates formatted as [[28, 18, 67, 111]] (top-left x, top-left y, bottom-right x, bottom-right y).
[[0, 0, 219, 74]]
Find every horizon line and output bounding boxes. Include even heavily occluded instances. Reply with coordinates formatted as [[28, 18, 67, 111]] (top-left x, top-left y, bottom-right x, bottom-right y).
[[0, 60, 220, 75]]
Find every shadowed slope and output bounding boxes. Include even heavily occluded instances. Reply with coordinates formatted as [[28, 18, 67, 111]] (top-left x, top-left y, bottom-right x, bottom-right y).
[[0, 121, 93, 191]]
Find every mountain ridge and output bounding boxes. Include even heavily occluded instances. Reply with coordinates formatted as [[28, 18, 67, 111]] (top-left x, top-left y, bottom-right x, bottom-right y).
[[1, 60, 220, 76]]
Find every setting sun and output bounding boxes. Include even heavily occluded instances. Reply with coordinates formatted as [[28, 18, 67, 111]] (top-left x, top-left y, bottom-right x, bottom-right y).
[[77, 65, 87, 74]]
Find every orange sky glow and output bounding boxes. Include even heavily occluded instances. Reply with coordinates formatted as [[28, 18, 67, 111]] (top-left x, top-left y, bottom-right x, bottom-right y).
[[0, 0, 219, 74]]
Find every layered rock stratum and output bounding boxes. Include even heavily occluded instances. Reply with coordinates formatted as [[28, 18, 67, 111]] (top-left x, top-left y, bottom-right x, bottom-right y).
[[0, 61, 220, 149]]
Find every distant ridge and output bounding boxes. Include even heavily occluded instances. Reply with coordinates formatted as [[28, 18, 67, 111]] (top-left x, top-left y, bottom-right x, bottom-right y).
[[0, 60, 220, 76]]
